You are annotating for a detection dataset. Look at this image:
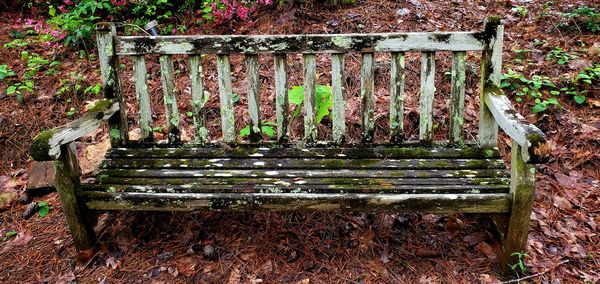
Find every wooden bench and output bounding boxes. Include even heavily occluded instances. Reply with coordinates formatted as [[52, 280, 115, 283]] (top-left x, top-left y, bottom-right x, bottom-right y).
[[31, 17, 549, 273]]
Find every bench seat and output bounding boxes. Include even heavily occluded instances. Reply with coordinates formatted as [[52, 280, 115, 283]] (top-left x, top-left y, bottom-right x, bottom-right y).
[[80, 145, 511, 213]]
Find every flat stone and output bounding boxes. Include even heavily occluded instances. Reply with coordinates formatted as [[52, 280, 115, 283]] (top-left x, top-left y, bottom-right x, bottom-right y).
[[26, 161, 55, 196]]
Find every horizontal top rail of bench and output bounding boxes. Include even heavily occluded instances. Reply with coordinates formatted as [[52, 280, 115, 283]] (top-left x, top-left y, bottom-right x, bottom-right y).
[[114, 32, 489, 55]]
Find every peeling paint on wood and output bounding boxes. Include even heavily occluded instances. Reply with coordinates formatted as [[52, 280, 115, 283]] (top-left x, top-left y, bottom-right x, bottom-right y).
[[360, 53, 375, 143], [274, 54, 289, 143], [331, 53, 345, 145], [419, 52, 435, 143], [189, 55, 208, 144], [115, 32, 486, 55], [159, 55, 180, 143], [217, 54, 236, 144], [449, 51, 466, 144], [246, 54, 262, 142], [479, 17, 503, 147], [96, 23, 128, 145], [132, 56, 153, 142], [390, 52, 405, 143], [303, 54, 317, 144]]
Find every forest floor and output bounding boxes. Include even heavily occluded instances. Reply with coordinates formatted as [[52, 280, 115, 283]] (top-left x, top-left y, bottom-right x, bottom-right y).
[[1, 0, 599, 283]]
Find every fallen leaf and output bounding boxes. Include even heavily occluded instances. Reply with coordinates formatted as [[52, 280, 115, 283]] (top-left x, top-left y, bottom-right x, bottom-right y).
[[553, 196, 572, 211], [475, 241, 496, 259]]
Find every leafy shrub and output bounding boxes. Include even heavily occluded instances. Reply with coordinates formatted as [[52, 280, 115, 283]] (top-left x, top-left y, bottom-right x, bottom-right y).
[[560, 6, 600, 33], [288, 85, 333, 124], [0, 65, 15, 80]]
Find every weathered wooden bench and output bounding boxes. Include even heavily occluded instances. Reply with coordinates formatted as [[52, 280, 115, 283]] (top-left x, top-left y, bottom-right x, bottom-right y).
[[31, 17, 549, 273]]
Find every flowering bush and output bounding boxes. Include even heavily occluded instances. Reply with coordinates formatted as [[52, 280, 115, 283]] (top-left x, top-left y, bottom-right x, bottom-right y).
[[208, 0, 273, 23]]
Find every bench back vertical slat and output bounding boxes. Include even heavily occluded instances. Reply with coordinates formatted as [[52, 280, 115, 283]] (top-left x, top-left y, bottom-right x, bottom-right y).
[[479, 17, 503, 147], [360, 52, 375, 143], [217, 54, 236, 144], [159, 55, 180, 143], [449, 51, 466, 144], [389, 52, 405, 143], [303, 54, 317, 144], [274, 54, 289, 143], [189, 55, 208, 144], [245, 54, 262, 142], [96, 23, 128, 145], [331, 53, 345, 145], [132, 55, 153, 142], [419, 51, 435, 143]]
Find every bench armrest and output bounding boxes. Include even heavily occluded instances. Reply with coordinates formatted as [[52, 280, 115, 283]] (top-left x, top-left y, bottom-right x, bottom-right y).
[[483, 86, 550, 164], [31, 99, 119, 161]]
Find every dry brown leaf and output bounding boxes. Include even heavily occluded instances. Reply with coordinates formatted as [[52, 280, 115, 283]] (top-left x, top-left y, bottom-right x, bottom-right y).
[[475, 241, 496, 259], [553, 196, 572, 211]]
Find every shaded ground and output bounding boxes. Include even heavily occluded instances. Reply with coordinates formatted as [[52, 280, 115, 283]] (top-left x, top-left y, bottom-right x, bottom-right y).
[[1, 0, 599, 283]]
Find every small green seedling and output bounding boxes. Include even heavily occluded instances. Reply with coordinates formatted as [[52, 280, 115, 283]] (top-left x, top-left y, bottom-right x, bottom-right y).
[[2, 230, 17, 241], [509, 251, 528, 274], [37, 201, 51, 217]]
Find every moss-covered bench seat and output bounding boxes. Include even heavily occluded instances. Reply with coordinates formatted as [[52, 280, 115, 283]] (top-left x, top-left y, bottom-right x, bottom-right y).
[[30, 16, 549, 274]]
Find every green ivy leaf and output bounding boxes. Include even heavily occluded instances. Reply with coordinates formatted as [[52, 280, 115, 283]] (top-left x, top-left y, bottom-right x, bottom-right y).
[[574, 95, 586, 104], [6, 86, 16, 95], [288, 85, 304, 105], [37, 201, 50, 217], [262, 125, 276, 138], [532, 103, 547, 113], [238, 125, 250, 137]]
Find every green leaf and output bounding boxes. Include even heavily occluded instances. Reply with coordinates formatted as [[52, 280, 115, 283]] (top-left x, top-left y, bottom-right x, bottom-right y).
[[6, 86, 16, 95], [109, 128, 121, 139], [532, 103, 547, 113], [5, 230, 17, 238], [238, 125, 250, 137], [574, 95, 586, 104], [550, 90, 560, 95], [288, 85, 304, 105], [37, 201, 50, 217], [262, 125, 276, 138]]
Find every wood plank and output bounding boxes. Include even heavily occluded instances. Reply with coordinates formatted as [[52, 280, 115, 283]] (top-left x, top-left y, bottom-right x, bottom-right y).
[[479, 17, 503, 147], [274, 54, 289, 143], [331, 53, 345, 144], [245, 54, 262, 142], [94, 177, 509, 187], [96, 168, 509, 179], [500, 142, 536, 274], [217, 54, 236, 144], [483, 87, 549, 163], [107, 145, 503, 159], [360, 52, 375, 142], [419, 51, 435, 143], [54, 143, 96, 250], [84, 183, 509, 194], [303, 54, 317, 144], [189, 55, 208, 144], [449, 51, 466, 144], [102, 158, 506, 170], [116, 32, 486, 55], [159, 55, 180, 143], [390, 52, 405, 143], [132, 55, 153, 142], [96, 23, 128, 145], [83, 191, 511, 213], [31, 100, 119, 161]]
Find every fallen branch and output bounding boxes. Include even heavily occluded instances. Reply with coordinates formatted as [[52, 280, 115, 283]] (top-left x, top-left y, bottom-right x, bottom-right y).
[[502, 260, 569, 284]]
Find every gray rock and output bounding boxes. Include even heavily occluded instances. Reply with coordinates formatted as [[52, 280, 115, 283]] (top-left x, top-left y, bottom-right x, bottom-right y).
[[395, 8, 411, 17]]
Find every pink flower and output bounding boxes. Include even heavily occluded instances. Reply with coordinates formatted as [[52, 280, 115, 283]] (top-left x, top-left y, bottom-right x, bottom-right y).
[[63, 0, 73, 5], [58, 5, 67, 13]]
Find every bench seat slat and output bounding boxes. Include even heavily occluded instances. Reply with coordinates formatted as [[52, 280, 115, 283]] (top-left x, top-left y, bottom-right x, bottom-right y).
[[115, 32, 485, 55], [95, 168, 508, 179], [82, 191, 511, 213], [101, 158, 505, 170], [83, 183, 509, 194], [107, 145, 502, 159]]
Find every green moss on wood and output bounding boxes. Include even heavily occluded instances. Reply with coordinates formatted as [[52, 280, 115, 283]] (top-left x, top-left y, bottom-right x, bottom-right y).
[[86, 99, 113, 113], [30, 130, 56, 160]]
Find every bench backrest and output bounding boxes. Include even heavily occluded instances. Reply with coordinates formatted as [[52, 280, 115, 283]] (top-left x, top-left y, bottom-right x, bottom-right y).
[[96, 17, 503, 147]]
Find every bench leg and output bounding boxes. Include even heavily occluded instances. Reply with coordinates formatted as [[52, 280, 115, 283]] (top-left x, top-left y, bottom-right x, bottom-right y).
[[500, 142, 535, 275], [55, 142, 97, 250]]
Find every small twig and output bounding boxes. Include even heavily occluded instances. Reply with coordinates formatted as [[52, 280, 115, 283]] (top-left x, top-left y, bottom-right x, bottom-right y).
[[502, 260, 569, 284], [115, 23, 152, 36]]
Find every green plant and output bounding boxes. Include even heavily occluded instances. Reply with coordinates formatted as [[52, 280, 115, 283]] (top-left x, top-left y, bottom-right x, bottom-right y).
[[0, 65, 15, 80], [509, 251, 527, 274], [546, 47, 576, 65], [570, 63, 600, 104], [288, 85, 333, 124], [511, 6, 528, 17], [501, 69, 561, 113], [239, 121, 277, 138], [562, 6, 600, 32], [37, 201, 51, 217], [513, 49, 531, 63], [66, 107, 76, 117], [7, 80, 34, 103], [2, 230, 17, 241]]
